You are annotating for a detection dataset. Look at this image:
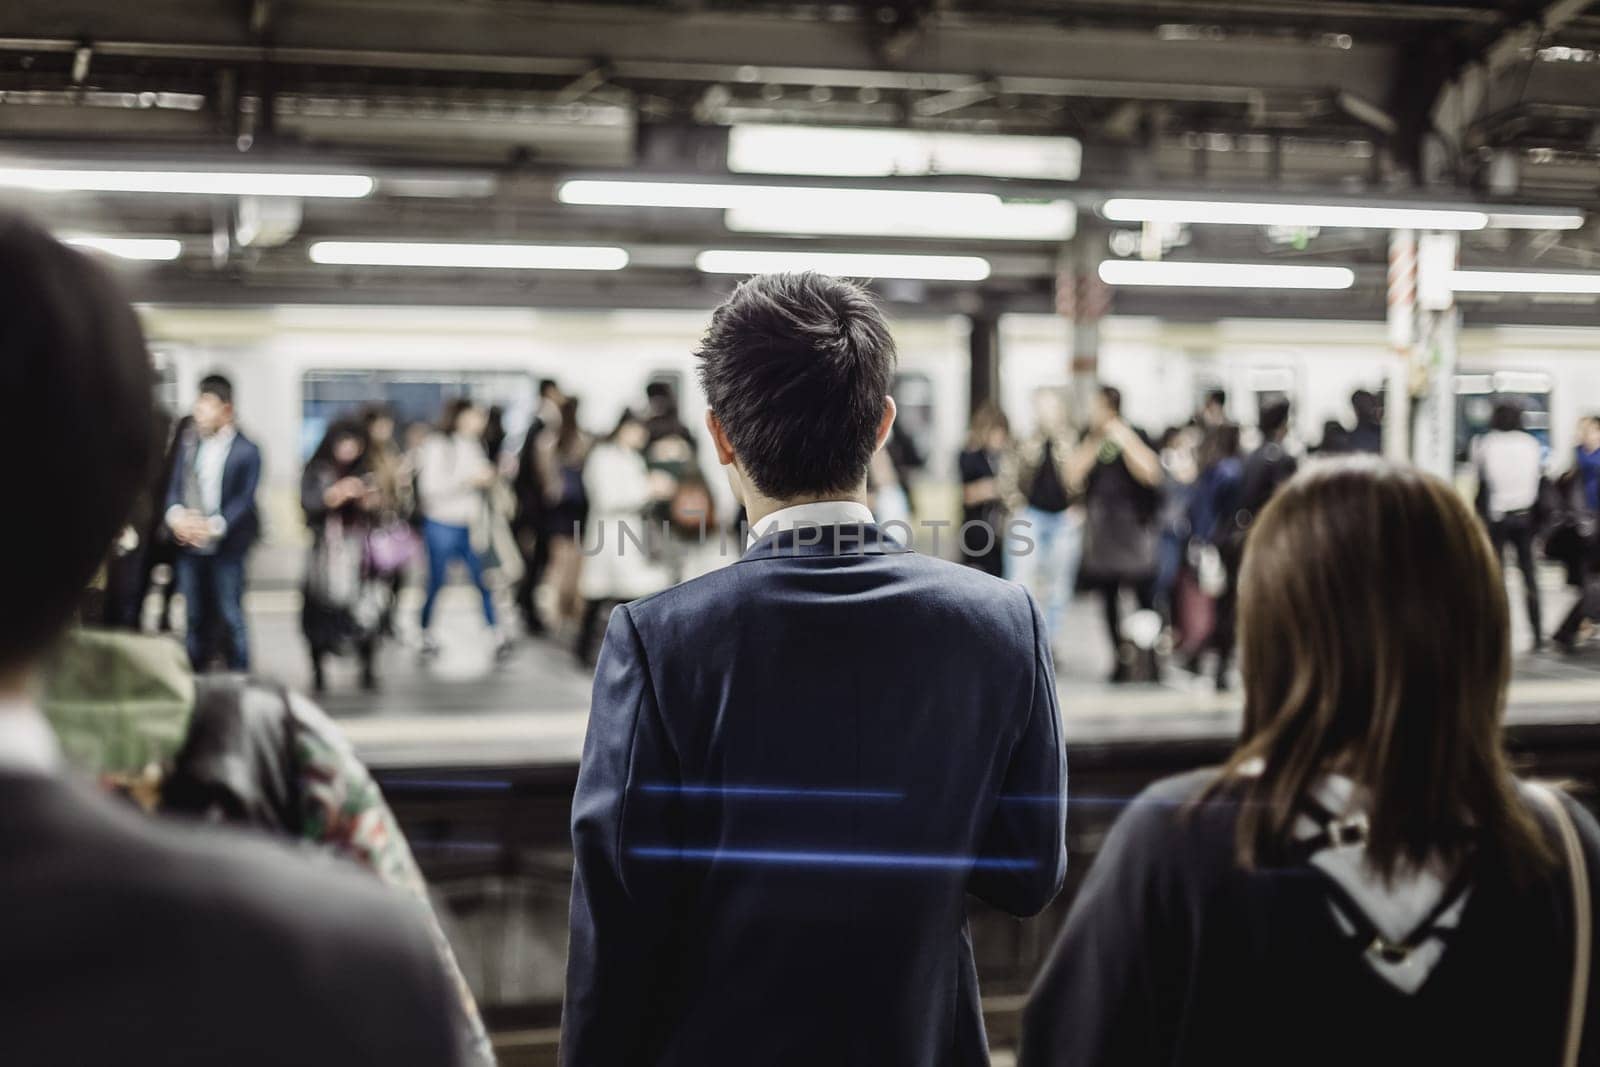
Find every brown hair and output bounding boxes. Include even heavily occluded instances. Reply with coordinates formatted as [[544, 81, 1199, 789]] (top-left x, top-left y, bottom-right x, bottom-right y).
[[965, 402, 1010, 450], [1216, 455, 1552, 883]]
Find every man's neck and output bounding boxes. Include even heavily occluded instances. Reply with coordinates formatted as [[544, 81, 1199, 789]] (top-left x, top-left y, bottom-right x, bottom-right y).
[[743, 488, 869, 530]]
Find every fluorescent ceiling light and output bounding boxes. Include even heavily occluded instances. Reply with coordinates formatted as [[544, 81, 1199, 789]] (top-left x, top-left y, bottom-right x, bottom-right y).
[[1484, 211, 1586, 230], [696, 249, 991, 281], [727, 125, 1082, 181], [61, 235, 182, 261], [1102, 197, 1489, 231], [559, 179, 1075, 241], [0, 167, 373, 198], [1448, 269, 1600, 294], [310, 241, 629, 270], [727, 199, 1074, 241], [1097, 260, 1356, 289]]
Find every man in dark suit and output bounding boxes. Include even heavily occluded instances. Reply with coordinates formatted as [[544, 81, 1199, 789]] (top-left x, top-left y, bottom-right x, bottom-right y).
[[0, 213, 460, 1065], [165, 373, 262, 670], [562, 272, 1068, 1066]]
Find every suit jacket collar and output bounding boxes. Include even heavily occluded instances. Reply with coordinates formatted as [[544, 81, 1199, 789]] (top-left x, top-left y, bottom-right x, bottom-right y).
[[739, 522, 911, 562]]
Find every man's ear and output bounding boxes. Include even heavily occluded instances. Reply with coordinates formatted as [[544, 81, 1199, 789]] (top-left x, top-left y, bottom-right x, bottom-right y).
[[706, 409, 738, 466], [874, 395, 898, 452]]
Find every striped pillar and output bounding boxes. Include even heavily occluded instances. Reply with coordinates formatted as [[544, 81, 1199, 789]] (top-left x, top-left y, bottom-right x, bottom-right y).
[[1385, 229, 1418, 461]]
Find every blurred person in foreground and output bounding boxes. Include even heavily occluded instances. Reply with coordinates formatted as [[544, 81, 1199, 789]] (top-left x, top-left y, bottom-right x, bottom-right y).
[[562, 273, 1067, 1066], [164, 373, 261, 671], [1475, 401, 1546, 651], [1021, 457, 1600, 1067], [0, 213, 462, 1065]]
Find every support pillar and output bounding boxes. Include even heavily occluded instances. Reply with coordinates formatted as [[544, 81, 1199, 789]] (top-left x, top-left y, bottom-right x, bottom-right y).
[[1411, 232, 1460, 479], [1060, 224, 1110, 423], [968, 310, 1000, 415], [1385, 229, 1416, 461]]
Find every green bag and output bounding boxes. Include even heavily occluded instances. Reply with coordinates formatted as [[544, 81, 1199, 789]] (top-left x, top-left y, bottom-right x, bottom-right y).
[[39, 628, 195, 777]]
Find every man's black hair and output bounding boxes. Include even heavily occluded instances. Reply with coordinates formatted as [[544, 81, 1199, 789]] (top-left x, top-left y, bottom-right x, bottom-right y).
[[1259, 399, 1292, 438], [695, 272, 895, 500], [1100, 385, 1123, 415], [0, 214, 154, 669], [1206, 388, 1227, 408], [198, 373, 234, 407], [539, 378, 560, 396], [1490, 402, 1524, 433]]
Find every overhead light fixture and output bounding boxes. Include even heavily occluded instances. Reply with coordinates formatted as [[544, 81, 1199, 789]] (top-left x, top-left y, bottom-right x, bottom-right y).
[[695, 249, 991, 281], [1102, 197, 1489, 231], [308, 241, 629, 270], [1484, 211, 1586, 230], [727, 125, 1082, 181], [559, 179, 1075, 241], [1097, 260, 1356, 289], [1448, 269, 1600, 294], [61, 235, 183, 261], [0, 167, 374, 198]]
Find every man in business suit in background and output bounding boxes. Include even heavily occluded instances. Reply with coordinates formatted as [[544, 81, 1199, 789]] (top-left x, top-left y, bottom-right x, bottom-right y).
[[563, 272, 1068, 1067], [165, 373, 262, 671], [0, 212, 461, 1065]]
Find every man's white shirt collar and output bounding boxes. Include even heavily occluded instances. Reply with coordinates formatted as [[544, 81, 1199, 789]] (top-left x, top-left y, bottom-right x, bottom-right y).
[[748, 500, 876, 548], [0, 699, 60, 776]]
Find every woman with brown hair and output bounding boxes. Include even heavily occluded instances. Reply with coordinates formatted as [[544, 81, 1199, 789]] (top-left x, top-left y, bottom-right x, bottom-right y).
[[1021, 456, 1600, 1067]]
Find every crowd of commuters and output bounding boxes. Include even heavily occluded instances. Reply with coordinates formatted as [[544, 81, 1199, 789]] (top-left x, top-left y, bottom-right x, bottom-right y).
[[961, 382, 1600, 684], [10, 215, 1600, 1066]]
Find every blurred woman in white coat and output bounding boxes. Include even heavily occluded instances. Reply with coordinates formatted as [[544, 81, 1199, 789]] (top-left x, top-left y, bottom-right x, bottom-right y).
[[575, 410, 670, 664]]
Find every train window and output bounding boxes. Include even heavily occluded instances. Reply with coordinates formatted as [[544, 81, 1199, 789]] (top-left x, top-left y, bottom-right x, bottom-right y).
[[301, 369, 536, 459]]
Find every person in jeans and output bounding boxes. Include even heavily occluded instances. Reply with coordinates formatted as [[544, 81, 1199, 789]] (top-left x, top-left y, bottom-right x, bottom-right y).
[[1475, 402, 1546, 650], [164, 374, 262, 671], [1022, 457, 1600, 1067], [416, 398, 509, 659], [1002, 388, 1081, 645]]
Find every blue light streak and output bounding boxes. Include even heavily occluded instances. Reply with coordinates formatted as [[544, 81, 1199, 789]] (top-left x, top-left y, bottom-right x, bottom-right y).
[[379, 778, 513, 792], [639, 783, 903, 801], [629, 846, 1038, 871]]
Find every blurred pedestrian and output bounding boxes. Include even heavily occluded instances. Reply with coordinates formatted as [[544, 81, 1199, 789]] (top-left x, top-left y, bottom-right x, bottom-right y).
[[416, 398, 508, 659], [1552, 416, 1600, 652], [1346, 388, 1384, 454], [543, 396, 591, 629], [574, 410, 668, 665], [301, 420, 382, 692], [1475, 402, 1546, 650], [1002, 388, 1082, 646], [959, 402, 1010, 577], [1022, 458, 1597, 1067], [1069, 386, 1163, 682], [1185, 423, 1243, 689], [164, 374, 262, 671]]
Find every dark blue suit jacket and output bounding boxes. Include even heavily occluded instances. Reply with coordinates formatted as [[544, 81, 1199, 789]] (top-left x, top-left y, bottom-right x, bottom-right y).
[[563, 523, 1067, 1067], [164, 429, 262, 559]]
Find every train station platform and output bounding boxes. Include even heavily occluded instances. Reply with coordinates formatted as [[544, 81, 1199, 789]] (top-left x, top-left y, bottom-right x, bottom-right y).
[[238, 573, 1600, 770]]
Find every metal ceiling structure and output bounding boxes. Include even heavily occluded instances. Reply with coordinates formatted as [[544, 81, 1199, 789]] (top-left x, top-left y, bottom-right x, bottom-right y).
[[2, 0, 1600, 320]]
